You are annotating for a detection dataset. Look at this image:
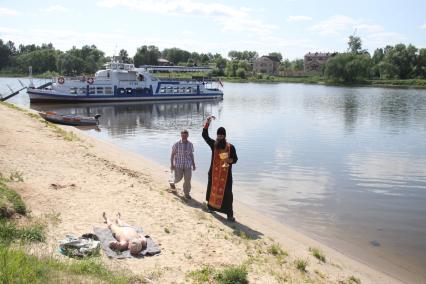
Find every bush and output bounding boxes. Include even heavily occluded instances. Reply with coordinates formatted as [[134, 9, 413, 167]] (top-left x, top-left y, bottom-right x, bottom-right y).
[[0, 181, 26, 217], [215, 265, 248, 284], [309, 247, 326, 263], [0, 220, 45, 244]]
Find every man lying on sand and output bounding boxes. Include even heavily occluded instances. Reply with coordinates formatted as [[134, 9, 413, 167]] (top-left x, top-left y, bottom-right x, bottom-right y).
[[102, 212, 147, 255]]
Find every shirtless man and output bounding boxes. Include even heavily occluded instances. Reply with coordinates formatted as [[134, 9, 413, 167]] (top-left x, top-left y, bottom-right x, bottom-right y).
[[102, 212, 147, 255]]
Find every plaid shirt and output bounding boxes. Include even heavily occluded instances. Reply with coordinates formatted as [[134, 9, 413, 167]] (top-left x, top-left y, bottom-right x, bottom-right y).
[[172, 140, 194, 168]]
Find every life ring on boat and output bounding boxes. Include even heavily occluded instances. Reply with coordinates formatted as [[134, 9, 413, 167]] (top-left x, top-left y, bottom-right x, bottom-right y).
[[87, 77, 94, 84], [57, 77, 65, 84]]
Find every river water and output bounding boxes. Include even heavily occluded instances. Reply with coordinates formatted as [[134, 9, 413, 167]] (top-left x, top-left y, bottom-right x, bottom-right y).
[[2, 78, 426, 283]]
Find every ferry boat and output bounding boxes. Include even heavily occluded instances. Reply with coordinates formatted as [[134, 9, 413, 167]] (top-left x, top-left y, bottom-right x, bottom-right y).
[[28, 62, 223, 103]]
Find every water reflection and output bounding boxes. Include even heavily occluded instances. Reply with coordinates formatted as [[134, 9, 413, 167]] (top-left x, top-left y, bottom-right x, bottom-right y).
[[31, 100, 222, 137], [345, 152, 426, 195]]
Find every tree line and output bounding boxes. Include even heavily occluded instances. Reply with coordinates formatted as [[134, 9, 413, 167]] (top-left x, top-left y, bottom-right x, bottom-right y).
[[1, 36, 425, 81], [0, 38, 295, 78], [324, 36, 426, 83]]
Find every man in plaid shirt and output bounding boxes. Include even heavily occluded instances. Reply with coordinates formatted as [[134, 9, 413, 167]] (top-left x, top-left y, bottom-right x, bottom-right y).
[[170, 129, 196, 199]]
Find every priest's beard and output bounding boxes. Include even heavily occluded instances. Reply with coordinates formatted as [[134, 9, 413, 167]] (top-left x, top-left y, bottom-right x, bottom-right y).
[[215, 139, 226, 150]]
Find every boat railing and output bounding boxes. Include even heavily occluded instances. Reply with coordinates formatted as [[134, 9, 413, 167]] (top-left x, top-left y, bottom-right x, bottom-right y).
[[54, 76, 111, 84], [158, 77, 219, 83]]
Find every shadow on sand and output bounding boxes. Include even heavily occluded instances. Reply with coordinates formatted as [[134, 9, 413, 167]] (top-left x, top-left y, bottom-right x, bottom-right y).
[[169, 189, 264, 240]]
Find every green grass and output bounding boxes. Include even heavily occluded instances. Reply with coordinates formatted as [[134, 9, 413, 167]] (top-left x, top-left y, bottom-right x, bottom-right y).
[[309, 247, 326, 263], [295, 259, 308, 272], [268, 243, 287, 257], [348, 275, 361, 284], [214, 265, 248, 284], [0, 220, 45, 244], [0, 180, 141, 283], [233, 230, 252, 240], [0, 246, 139, 284], [187, 265, 215, 283], [187, 265, 248, 284], [0, 180, 27, 217], [370, 78, 426, 88]]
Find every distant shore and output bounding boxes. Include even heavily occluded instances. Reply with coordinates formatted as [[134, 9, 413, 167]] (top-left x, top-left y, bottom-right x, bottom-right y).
[[0, 101, 403, 283], [2, 71, 426, 89]]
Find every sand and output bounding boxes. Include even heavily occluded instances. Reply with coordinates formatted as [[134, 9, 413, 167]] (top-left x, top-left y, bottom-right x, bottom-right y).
[[0, 102, 402, 283]]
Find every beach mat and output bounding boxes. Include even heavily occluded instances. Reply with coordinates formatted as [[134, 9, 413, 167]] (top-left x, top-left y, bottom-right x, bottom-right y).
[[93, 227, 161, 259]]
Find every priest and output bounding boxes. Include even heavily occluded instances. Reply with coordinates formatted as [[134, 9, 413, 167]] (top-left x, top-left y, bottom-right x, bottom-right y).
[[202, 116, 238, 222]]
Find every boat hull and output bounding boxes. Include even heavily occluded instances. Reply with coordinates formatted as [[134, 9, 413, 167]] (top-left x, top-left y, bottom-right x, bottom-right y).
[[28, 89, 223, 103], [39, 112, 99, 126]]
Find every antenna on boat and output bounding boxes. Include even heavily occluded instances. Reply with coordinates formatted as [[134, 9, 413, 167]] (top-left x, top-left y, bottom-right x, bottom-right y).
[[28, 66, 34, 88]]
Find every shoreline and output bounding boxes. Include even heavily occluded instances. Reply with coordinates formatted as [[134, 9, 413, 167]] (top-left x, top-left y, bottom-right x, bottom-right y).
[[1, 74, 426, 90], [0, 102, 403, 283]]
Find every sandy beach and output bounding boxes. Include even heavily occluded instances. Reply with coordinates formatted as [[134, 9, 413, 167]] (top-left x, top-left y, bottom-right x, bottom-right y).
[[0, 102, 402, 283]]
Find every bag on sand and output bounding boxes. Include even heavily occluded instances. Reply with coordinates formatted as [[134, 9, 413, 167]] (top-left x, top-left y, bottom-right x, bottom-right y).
[[59, 233, 100, 258]]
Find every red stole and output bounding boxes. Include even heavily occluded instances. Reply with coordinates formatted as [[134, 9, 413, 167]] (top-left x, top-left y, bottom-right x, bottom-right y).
[[208, 143, 231, 209]]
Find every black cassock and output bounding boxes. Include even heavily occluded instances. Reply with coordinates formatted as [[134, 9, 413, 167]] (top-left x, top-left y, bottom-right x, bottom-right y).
[[202, 127, 238, 216]]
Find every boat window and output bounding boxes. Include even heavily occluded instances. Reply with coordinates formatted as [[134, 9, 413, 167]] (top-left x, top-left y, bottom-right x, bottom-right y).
[[70, 88, 77, 94], [186, 87, 192, 93], [96, 87, 104, 94], [173, 87, 179, 93], [89, 87, 95, 94], [119, 64, 124, 70], [79, 88, 86, 94], [181, 87, 186, 93], [105, 87, 112, 94], [160, 87, 165, 93], [138, 74, 144, 81]]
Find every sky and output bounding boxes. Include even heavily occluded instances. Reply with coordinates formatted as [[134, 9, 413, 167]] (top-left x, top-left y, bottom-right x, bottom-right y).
[[0, 0, 425, 59]]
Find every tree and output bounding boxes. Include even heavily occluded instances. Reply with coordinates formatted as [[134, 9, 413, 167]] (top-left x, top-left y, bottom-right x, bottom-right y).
[[291, 59, 304, 71], [377, 61, 399, 79], [119, 49, 131, 63], [13, 48, 60, 73], [0, 39, 12, 69], [268, 52, 282, 62], [325, 53, 372, 83], [225, 60, 239, 77], [228, 50, 258, 61], [348, 35, 363, 54], [236, 68, 246, 79], [215, 57, 227, 70], [415, 48, 426, 78], [133, 45, 160, 66], [238, 60, 250, 71], [162, 47, 190, 65], [280, 59, 291, 71], [381, 43, 417, 79], [372, 48, 384, 64], [57, 53, 85, 75]]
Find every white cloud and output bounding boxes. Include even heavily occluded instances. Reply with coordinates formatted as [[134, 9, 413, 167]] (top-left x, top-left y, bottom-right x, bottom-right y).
[[0, 26, 19, 34], [355, 23, 383, 33], [96, 0, 276, 34], [308, 14, 407, 52], [309, 15, 356, 36], [287, 15, 312, 22], [421, 23, 426, 29], [364, 32, 406, 47], [41, 5, 69, 13], [0, 7, 19, 16]]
